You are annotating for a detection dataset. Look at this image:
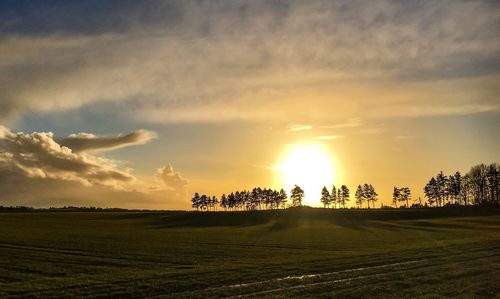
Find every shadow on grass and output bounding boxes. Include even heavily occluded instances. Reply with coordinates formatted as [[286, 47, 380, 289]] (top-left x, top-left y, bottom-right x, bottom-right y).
[[151, 211, 273, 228], [144, 206, 500, 230], [147, 208, 369, 230]]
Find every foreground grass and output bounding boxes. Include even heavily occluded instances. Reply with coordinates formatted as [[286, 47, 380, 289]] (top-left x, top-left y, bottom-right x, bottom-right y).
[[0, 207, 499, 298]]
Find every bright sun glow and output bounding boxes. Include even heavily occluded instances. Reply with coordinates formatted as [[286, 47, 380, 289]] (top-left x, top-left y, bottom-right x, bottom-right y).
[[277, 144, 337, 206]]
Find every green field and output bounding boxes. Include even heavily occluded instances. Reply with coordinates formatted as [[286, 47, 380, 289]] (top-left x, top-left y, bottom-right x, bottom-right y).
[[1, 208, 499, 298]]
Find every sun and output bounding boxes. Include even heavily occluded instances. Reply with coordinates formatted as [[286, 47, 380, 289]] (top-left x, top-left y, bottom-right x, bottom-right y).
[[276, 144, 338, 206]]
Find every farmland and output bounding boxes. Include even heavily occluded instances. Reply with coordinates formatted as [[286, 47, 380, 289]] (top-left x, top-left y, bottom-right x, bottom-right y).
[[0, 207, 499, 298]]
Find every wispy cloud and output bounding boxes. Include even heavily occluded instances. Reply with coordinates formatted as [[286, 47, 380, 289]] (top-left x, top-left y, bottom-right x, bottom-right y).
[[0, 1, 500, 124], [320, 118, 363, 129], [380, 103, 499, 119], [357, 125, 388, 135], [288, 125, 313, 132], [59, 130, 156, 153], [0, 1, 498, 124], [315, 135, 344, 140], [395, 135, 414, 140]]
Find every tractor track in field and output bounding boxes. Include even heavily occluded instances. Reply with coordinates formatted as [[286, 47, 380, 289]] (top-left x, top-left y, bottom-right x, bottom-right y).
[[161, 246, 500, 299], [2, 242, 499, 298], [0, 243, 189, 266], [222, 254, 500, 298], [224, 256, 500, 298], [160, 260, 425, 299], [225, 266, 429, 298]]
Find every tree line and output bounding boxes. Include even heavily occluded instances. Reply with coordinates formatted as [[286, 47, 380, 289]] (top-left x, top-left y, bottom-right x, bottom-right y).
[[192, 162, 499, 211], [192, 188, 289, 211], [320, 185, 351, 208], [193, 184, 357, 211], [354, 184, 378, 208], [424, 163, 499, 206]]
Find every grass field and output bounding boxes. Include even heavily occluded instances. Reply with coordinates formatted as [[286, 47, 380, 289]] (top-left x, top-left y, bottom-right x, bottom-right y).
[[0, 207, 499, 298]]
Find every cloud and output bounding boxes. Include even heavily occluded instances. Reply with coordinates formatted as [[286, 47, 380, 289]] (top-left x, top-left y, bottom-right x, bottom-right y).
[[155, 164, 189, 206], [0, 126, 188, 209], [288, 125, 313, 132], [0, 126, 133, 186], [315, 135, 343, 140], [0, 1, 498, 123], [357, 126, 388, 135], [377, 103, 499, 119], [395, 135, 413, 140], [156, 164, 188, 191], [59, 130, 156, 153], [320, 118, 363, 129]]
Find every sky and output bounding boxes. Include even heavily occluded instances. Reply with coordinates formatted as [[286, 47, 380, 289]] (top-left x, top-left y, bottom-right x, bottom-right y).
[[0, 0, 499, 209]]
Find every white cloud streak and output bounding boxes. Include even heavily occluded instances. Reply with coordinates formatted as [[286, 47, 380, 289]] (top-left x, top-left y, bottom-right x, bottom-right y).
[[59, 130, 156, 153], [288, 125, 313, 132], [320, 118, 363, 129], [315, 135, 343, 140]]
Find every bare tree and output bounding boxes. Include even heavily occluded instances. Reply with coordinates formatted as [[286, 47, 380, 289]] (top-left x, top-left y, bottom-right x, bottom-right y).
[[469, 164, 488, 205]]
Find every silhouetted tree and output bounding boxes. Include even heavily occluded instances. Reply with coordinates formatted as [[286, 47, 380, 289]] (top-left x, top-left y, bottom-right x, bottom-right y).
[[435, 171, 447, 206], [365, 184, 378, 208], [250, 188, 260, 210], [469, 164, 488, 205], [339, 185, 350, 208], [279, 188, 288, 209], [290, 185, 304, 207], [356, 184, 378, 208], [392, 187, 400, 208], [211, 196, 219, 211], [400, 187, 411, 208], [199, 194, 208, 211], [331, 185, 337, 208], [460, 174, 471, 205], [450, 171, 462, 204], [321, 186, 331, 208], [228, 193, 236, 210], [423, 163, 499, 207], [192, 193, 201, 211], [220, 194, 228, 210], [486, 163, 499, 204], [213, 187, 289, 211], [355, 185, 364, 208], [337, 188, 342, 208], [424, 177, 439, 206]]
